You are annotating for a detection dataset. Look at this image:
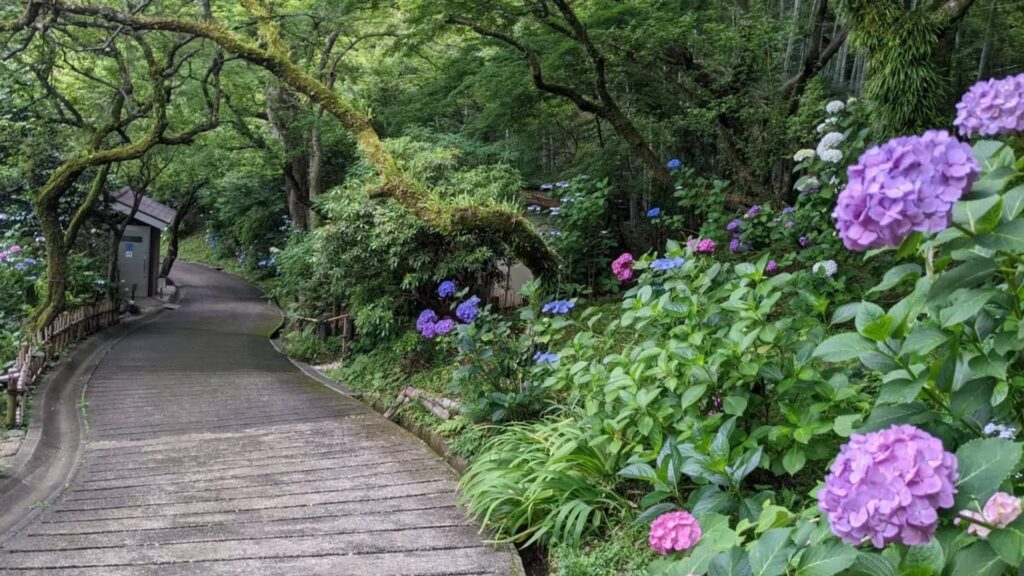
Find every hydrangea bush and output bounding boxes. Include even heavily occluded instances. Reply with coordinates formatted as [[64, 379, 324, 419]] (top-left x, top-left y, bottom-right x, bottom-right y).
[[642, 75, 1024, 576], [455, 77, 1024, 576]]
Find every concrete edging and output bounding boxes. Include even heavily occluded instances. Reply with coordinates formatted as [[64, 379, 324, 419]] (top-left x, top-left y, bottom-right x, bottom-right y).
[[0, 285, 184, 543]]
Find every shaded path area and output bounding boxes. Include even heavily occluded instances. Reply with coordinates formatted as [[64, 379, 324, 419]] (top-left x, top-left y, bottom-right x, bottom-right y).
[[0, 263, 519, 575]]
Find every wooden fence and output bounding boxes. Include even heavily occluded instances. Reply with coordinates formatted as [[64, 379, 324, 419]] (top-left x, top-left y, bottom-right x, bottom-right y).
[[3, 300, 120, 428]]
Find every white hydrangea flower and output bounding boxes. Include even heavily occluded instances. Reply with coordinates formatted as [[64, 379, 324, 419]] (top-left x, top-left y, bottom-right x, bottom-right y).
[[816, 122, 828, 134], [818, 149, 843, 164], [816, 132, 845, 164], [812, 260, 839, 277], [826, 100, 845, 114], [793, 149, 816, 162], [795, 176, 820, 191], [825, 117, 838, 125], [984, 423, 1017, 439], [847, 96, 858, 105], [818, 131, 845, 150]]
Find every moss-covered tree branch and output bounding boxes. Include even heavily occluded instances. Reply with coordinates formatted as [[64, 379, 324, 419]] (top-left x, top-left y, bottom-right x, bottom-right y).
[[32, 0, 556, 276]]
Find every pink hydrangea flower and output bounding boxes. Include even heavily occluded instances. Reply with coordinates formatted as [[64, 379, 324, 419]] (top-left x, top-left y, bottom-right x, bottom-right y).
[[611, 252, 635, 282], [694, 239, 716, 254], [649, 510, 702, 555], [958, 492, 1022, 538], [819, 424, 958, 548]]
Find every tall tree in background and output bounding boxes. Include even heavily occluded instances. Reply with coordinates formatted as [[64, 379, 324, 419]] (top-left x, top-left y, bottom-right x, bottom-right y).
[[843, 0, 980, 135]]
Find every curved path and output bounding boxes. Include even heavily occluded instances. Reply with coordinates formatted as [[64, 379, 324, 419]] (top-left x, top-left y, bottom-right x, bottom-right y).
[[0, 263, 519, 576]]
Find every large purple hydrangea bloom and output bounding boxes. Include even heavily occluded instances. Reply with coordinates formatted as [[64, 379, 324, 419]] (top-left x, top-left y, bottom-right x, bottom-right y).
[[833, 130, 979, 251], [954, 73, 1024, 137], [819, 424, 958, 549]]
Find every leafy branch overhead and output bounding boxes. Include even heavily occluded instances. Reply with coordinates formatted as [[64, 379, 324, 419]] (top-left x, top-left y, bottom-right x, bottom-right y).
[[2, 0, 557, 283]]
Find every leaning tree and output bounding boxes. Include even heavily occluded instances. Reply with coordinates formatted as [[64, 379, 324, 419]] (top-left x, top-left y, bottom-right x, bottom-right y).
[[2, 2, 557, 318]]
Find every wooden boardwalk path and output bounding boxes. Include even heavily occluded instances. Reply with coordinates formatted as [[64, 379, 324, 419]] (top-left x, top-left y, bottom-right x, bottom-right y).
[[0, 263, 519, 576]]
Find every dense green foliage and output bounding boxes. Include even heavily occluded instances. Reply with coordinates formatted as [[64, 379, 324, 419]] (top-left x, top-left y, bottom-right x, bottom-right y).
[[3, 0, 1024, 574]]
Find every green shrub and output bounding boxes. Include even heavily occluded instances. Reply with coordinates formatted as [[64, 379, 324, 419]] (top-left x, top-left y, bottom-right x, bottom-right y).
[[281, 327, 344, 364], [273, 136, 524, 347]]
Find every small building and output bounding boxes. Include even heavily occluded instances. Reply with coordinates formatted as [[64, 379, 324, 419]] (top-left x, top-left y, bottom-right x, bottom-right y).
[[110, 188, 176, 299]]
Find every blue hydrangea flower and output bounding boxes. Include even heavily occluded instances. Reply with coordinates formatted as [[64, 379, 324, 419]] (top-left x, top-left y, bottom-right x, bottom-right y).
[[650, 257, 685, 271], [456, 296, 481, 323], [416, 309, 438, 335], [782, 206, 796, 214], [438, 280, 457, 298], [647, 207, 662, 218], [726, 219, 742, 233], [667, 159, 682, 170], [541, 299, 575, 315], [534, 352, 559, 364]]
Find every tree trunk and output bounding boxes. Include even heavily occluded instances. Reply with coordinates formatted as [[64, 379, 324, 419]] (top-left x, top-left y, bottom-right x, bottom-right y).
[[285, 157, 311, 230], [976, 0, 996, 80], [160, 185, 201, 277], [34, 206, 68, 332], [308, 125, 323, 228]]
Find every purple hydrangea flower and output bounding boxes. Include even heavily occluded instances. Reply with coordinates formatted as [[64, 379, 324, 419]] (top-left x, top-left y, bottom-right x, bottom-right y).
[[799, 236, 811, 247], [433, 318, 456, 336], [833, 130, 980, 251], [533, 351, 559, 364], [765, 260, 778, 274], [745, 205, 761, 219], [784, 221, 795, 229], [729, 238, 745, 253], [650, 257, 685, 271], [416, 309, 438, 337], [954, 73, 1024, 137], [456, 296, 481, 323], [438, 280, 457, 298], [541, 299, 575, 315], [782, 206, 796, 214], [818, 424, 958, 548], [647, 207, 662, 218], [667, 158, 682, 170], [726, 219, 742, 233]]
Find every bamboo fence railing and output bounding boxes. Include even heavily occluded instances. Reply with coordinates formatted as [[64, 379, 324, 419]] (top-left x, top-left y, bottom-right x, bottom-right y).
[[2, 300, 120, 428]]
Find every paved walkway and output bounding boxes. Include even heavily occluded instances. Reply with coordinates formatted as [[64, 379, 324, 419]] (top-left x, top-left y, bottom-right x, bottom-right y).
[[0, 263, 519, 575]]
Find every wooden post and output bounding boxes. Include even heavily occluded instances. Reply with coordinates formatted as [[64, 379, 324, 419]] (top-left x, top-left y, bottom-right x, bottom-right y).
[[4, 371, 15, 429]]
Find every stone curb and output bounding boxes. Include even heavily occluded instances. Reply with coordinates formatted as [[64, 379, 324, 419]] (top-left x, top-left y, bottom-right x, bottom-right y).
[[0, 283, 184, 543]]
